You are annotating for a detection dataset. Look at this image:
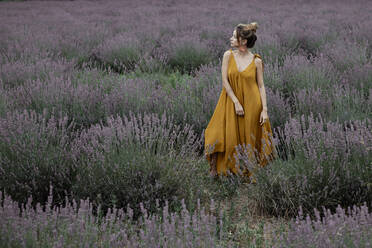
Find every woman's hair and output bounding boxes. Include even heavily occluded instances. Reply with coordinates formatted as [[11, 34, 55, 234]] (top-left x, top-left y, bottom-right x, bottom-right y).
[[235, 22, 258, 48]]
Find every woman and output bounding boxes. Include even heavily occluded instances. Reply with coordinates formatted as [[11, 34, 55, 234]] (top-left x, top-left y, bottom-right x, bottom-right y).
[[204, 22, 277, 180]]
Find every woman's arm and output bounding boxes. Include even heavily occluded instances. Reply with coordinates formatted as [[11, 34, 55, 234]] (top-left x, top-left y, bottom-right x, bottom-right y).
[[221, 50, 239, 104], [255, 58, 268, 112]]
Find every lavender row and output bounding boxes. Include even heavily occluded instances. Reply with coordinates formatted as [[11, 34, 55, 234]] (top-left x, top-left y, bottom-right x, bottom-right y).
[[0, 105, 370, 222], [243, 113, 372, 217], [0, 185, 230, 248], [0, 62, 370, 140], [270, 203, 372, 248], [1, 185, 371, 247], [0, 108, 206, 221]]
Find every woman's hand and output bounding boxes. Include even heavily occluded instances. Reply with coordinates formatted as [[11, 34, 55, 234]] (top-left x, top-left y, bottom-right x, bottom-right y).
[[234, 101, 244, 116], [260, 110, 268, 125]]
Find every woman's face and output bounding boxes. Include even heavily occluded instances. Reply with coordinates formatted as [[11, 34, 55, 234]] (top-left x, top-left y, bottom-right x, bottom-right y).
[[230, 29, 246, 48]]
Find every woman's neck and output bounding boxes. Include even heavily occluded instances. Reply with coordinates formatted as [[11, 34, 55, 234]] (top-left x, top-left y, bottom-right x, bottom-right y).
[[235, 47, 251, 56]]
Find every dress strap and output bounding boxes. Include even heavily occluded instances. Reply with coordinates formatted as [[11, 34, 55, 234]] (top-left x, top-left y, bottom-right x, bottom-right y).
[[254, 53, 261, 59], [254, 53, 264, 70]]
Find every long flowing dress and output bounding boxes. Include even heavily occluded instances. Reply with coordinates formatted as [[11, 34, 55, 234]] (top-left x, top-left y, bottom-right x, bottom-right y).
[[204, 48, 277, 177]]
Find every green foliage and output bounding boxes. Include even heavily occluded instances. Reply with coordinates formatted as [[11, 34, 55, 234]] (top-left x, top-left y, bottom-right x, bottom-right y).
[[72, 144, 178, 220], [168, 45, 212, 75], [249, 150, 372, 218]]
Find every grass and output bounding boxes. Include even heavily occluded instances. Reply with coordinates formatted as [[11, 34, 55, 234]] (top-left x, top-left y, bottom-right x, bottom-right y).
[[213, 182, 291, 246]]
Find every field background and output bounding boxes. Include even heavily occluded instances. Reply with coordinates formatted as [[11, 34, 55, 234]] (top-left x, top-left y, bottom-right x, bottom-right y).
[[0, 0, 371, 247]]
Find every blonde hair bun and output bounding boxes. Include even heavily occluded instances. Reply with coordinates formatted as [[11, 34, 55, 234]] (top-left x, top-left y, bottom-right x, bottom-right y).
[[235, 22, 259, 48], [249, 22, 258, 32]]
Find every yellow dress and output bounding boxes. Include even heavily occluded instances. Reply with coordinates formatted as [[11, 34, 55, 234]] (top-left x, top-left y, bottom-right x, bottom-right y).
[[204, 48, 277, 177]]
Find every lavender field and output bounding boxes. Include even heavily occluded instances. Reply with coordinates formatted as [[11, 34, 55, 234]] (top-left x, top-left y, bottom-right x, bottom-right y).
[[0, 0, 371, 247]]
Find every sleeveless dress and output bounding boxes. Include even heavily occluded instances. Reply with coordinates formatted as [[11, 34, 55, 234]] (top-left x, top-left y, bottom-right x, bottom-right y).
[[204, 48, 277, 177]]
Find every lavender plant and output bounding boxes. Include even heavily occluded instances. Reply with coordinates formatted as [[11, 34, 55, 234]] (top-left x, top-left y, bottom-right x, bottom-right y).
[[270, 203, 372, 248], [248, 112, 372, 217], [320, 38, 370, 73], [162, 33, 213, 75], [0, 108, 78, 210], [7, 75, 108, 131], [70, 111, 204, 219], [0, 185, 230, 248], [329, 83, 372, 123], [94, 34, 142, 73], [279, 53, 338, 96], [0, 54, 74, 90]]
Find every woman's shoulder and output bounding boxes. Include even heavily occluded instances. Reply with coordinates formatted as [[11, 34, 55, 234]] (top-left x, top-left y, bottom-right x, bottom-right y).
[[224, 48, 233, 56], [254, 53, 263, 63], [222, 49, 233, 61], [254, 53, 264, 69]]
